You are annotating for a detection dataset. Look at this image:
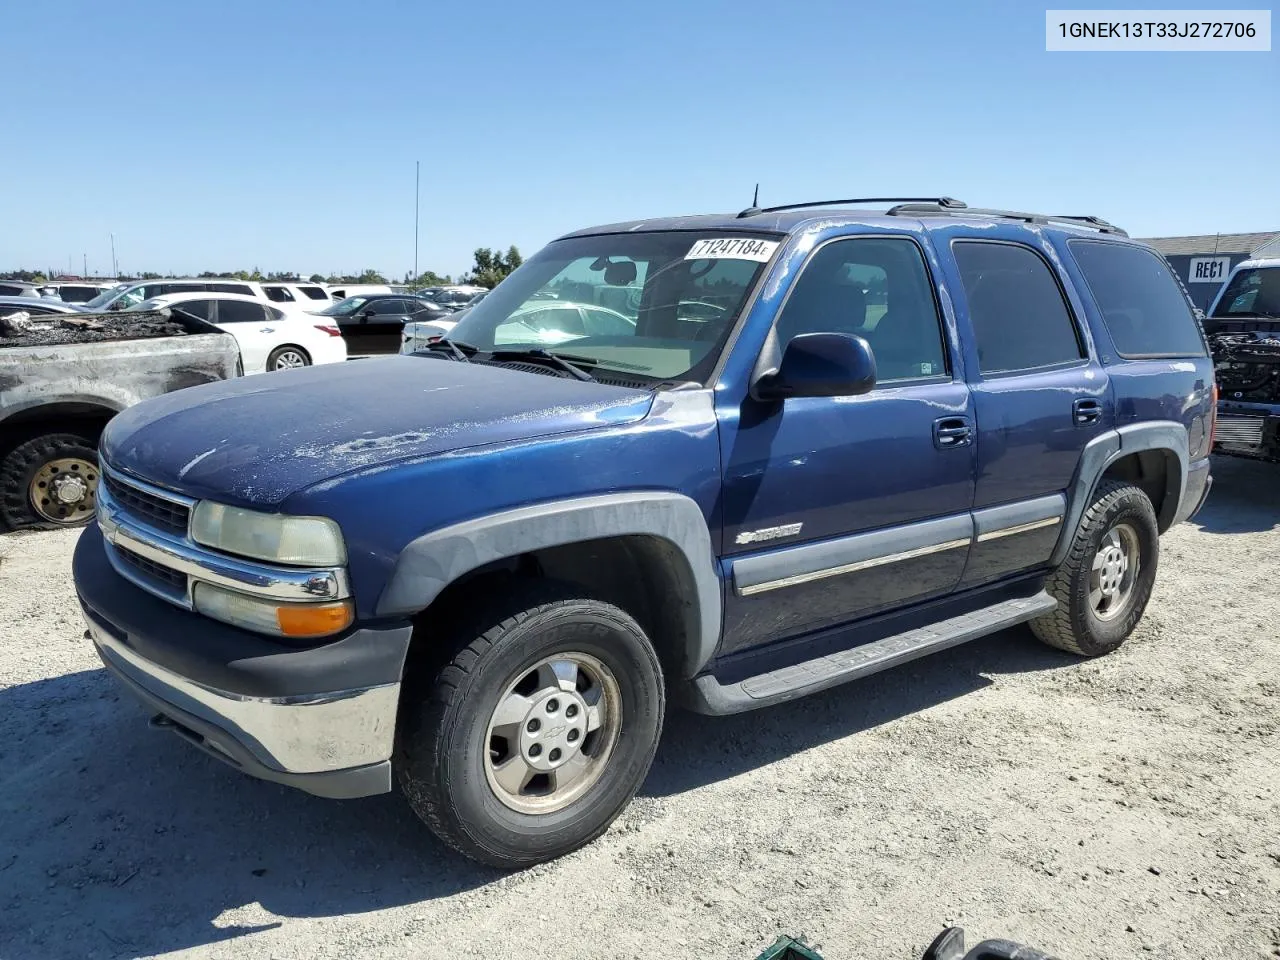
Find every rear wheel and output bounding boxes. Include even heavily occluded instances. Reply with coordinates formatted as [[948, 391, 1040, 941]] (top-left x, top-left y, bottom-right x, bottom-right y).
[[396, 580, 664, 868], [267, 345, 310, 371], [1031, 480, 1159, 656], [0, 433, 100, 531]]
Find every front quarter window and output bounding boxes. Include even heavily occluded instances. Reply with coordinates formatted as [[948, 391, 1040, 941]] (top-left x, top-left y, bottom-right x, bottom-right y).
[[448, 231, 778, 384]]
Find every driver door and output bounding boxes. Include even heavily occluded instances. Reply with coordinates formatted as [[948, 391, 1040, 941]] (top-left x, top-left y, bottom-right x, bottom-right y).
[[718, 233, 976, 654]]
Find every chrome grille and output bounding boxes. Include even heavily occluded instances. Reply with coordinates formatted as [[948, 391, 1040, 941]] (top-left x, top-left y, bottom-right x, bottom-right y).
[[103, 473, 190, 535], [1216, 415, 1265, 447]]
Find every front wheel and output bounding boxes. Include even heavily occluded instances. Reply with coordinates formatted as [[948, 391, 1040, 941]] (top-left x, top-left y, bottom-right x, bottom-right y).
[[396, 581, 665, 868], [1031, 480, 1160, 656]]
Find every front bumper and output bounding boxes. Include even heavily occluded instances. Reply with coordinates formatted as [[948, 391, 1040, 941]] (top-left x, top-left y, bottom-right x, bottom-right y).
[[75, 525, 412, 799], [1215, 405, 1280, 462]]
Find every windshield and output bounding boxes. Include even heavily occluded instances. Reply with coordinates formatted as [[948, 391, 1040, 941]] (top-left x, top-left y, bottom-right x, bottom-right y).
[[1212, 267, 1280, 320], [318, 296, 369, 317], [83, 286, 127, 309], [447, 232, 778, 383]]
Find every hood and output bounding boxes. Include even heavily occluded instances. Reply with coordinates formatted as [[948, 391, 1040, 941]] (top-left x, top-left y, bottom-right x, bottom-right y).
[[102, 356, 653, 507]]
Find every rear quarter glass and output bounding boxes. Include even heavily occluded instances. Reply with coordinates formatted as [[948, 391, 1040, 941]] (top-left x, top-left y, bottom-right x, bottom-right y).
[[1069, 240, 1207, 358]]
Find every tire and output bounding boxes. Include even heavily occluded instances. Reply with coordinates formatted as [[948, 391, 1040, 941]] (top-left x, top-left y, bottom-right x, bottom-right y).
[[396, 580, 665, 868], [266, 345, 311, 371], [1030, 480, 1159, 656], [0, 432, 100, 531]]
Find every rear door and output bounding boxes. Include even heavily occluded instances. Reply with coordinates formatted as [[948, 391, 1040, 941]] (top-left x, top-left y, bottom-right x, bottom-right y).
[[212, 299, 273, 372], [932, 228, 1110, 588]]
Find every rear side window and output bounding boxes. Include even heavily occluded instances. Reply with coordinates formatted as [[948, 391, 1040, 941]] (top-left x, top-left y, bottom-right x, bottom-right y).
[[217, 301, 267, 324], [171, 299, 212, 321], [298, 285, 328, 300], [1070, 241, 1206, 357], [263, 286, 295, 303], [953, 241, 1084, 375], [211, 283, 254, 296]]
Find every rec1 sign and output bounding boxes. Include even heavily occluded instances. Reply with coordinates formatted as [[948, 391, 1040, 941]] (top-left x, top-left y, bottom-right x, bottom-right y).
[[1188, 256, 1231, 283]]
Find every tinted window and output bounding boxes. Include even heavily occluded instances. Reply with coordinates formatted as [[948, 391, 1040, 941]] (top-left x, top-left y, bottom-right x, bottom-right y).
[[1211, 266, 1280, 321], [216, 300, 267, 324], [953, 241, 1083, 374], [775, 236, 947, 382], [54, 285, 98, 303], [0, 284, 27, 296], [170, 299, 212, 322], [263, 286, 295, 303], [157, 283, 203, 297], [298, 285, 328, 300], [1069, 241, 1206, 357], [211, 283, 254, 295], [369, 299, 407, 315]]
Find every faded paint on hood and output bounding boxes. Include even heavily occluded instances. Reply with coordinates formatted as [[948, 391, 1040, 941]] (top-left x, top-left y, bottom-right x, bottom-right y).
[[101, 356, 653, 507]]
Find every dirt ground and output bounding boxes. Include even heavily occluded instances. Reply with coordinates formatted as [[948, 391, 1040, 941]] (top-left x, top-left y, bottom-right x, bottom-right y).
[[1, 455, 1277, 960]]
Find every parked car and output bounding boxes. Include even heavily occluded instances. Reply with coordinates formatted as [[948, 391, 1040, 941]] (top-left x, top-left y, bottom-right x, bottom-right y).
[[130, 293, 347, 373], [0, 280, 46, 298], [1, 306, 239, 530], [0, 296, 84, 318], [326, 283, 392, 300], [260, 281, 334, 311], [315, 294, 449, 356], [82, 278, 318, 313], [74, 197, 1214, 870], [39, 282, 118, 303], [1204, 257, 1280, 461]]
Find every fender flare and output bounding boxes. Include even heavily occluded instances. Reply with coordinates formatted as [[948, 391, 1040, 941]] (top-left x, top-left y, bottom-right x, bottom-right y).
[[1050, 420, 1188, 567], [376, 491, 722, 678]]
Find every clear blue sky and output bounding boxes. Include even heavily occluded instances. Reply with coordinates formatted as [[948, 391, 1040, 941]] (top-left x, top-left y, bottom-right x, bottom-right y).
[[3, 0, 1276, 279]]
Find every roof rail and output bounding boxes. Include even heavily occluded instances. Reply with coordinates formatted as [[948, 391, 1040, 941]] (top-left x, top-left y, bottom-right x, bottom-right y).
[[736, 196, 967, 219], [886, 202, 1128, 237]]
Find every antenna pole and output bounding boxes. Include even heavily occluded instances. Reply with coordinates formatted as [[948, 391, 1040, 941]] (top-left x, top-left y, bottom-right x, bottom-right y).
[[752, 183, 759, 207], [110, 233, 118, 277], [413, 160, 420, 285]]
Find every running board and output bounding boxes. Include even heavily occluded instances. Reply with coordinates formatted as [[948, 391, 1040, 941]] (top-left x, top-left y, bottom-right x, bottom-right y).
[[685, 591, 1057, 715]]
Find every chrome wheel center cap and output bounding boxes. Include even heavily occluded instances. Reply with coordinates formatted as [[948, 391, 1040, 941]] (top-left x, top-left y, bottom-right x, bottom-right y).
[[518, 689, 589, 772], [52, 475, 88, 504]]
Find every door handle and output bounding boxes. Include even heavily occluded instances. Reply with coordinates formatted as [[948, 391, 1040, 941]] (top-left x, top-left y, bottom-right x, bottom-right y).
[[1072, 398, 1103, 425], [933, 417, 972, 448]]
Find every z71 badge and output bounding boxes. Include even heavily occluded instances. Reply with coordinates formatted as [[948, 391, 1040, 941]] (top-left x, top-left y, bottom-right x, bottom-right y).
[[735, 523, 804, 545]]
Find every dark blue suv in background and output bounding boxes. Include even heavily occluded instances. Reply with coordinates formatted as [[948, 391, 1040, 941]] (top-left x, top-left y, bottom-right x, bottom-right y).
[[73, 197, 1215, 868]]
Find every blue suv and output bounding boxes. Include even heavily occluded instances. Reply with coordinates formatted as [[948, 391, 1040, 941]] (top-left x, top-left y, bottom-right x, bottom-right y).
[[73, 197, 1215, 868]]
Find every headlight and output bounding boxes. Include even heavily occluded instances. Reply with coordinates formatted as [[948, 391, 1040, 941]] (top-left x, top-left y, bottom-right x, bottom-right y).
[[190, 502, 346, 566], [193, 582, 354, 639]]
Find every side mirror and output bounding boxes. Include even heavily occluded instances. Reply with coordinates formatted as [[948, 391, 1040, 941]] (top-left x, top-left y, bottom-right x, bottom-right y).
[[753, 332, 877, 401]]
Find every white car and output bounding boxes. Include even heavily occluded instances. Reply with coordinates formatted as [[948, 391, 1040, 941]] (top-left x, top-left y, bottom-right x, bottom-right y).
[[131, 293, 347, 373], [82, 278, 332, 313]]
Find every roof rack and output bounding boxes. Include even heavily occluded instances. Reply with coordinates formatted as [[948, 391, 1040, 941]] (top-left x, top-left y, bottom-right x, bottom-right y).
[[735, 196, 967, 219], [885, 202, 1128, 236]]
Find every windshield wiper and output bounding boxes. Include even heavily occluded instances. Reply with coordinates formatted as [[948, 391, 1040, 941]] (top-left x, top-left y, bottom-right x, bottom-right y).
[[423, 338, 475, 362], [490, 348, 596, 382]]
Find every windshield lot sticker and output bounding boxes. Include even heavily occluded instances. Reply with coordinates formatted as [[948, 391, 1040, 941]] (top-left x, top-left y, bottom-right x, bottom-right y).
[[685, 238, 779, 262]]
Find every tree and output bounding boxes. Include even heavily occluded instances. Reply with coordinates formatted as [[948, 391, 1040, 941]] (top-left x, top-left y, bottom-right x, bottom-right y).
[[407, 269, 451, 288], [308, 274, 326, 284], [357, 268, 387, 284], [462, 245, 522, 289]]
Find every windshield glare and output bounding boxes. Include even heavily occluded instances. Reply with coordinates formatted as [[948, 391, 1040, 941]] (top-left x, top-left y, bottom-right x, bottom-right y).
[[1213, 267, 1280, 319], [447, 232, 776, 383], [320, 296, 369, 317]]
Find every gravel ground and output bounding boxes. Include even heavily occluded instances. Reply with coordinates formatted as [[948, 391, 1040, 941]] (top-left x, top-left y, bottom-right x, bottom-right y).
[[1, 455, 1277, 960]]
